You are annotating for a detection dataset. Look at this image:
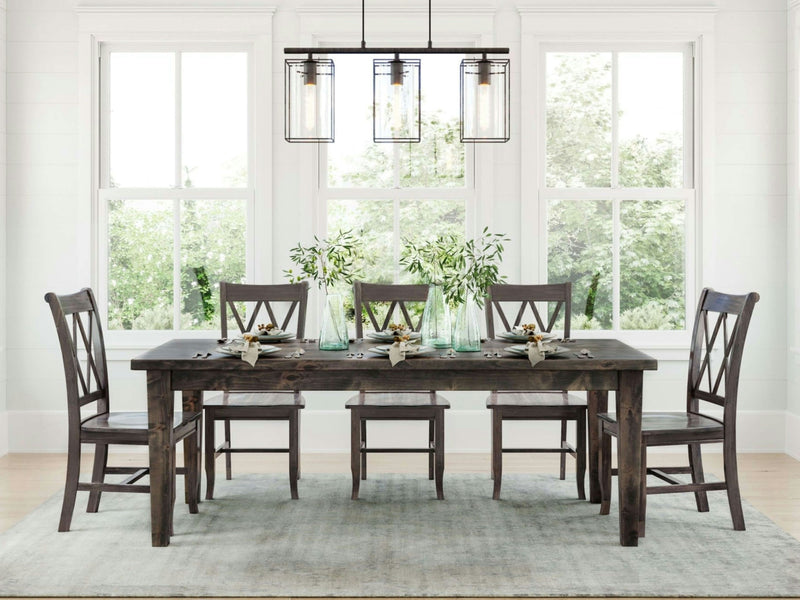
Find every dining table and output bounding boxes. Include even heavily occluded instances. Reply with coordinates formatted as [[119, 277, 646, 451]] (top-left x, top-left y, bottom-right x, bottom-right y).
[[131, 337, 657, 547]]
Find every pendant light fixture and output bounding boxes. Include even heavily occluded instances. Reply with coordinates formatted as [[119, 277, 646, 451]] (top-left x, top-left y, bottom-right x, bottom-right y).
[[285, 56, 334, 143], [460, 55, 510, 143], [284, 0, 510, 144]]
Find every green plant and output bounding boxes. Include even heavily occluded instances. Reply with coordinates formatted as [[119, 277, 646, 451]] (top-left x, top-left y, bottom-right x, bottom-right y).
[[284, 230, 362, 294], [400, 228, 509, 308]]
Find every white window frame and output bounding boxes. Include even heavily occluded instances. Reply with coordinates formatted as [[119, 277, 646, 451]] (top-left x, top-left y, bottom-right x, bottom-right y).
[[77, 5, 274, 349], [539, 42, 696, 333], [519, 2, 716, 349]]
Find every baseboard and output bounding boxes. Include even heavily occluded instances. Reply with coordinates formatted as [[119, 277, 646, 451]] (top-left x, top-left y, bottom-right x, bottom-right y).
[[6, 409, 790, 454], [785, 412, 800, 460], [0, 411, 7, 457]]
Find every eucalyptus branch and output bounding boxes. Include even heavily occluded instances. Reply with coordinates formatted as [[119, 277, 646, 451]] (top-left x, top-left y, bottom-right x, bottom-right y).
[[284, 229, 363, 295]]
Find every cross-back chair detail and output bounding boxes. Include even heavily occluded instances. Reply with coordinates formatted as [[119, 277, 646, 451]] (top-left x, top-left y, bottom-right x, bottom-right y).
[[221, 282, 308, 338], [483, 282, 585, 501], [599, 287, 759, 536], [354, 282, 428, 338], [486, 283, 572, 339], [204, 281, 309, 501], [45, 288, 200, 533]]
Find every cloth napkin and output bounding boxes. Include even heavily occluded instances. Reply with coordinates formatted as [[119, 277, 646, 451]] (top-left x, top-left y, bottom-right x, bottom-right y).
[[242, 340, 260, 367], [526, 338, 546, 367], [389, 340, 415, 366]]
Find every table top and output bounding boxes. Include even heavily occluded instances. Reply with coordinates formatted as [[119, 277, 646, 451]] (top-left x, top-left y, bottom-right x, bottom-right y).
[[131, 338, 657, 373]]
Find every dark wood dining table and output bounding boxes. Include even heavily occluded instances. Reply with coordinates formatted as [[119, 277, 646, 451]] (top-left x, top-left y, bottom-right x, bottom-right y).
[[131, 338, 657, 547]]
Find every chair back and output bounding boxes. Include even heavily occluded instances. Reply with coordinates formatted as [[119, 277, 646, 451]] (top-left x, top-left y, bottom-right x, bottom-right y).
[[687, 288, 759, 424], [44, 288, 110, 429], [485, 283, 572, 339], [353, 282, 429, 338], [220, 282, 309, 338]]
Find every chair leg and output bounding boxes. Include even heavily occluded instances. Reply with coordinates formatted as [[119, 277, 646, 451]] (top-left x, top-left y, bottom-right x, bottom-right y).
[[688, 442, 709, 512], [490, 410, 495, 480], [204, 410, 216, 500], [224, 419, 232, 480], [296, 410, 301, 480], [59, 436, 82, 532], [360, 418, 367, 481], [350, 410, 361, 500], [639, 444, 647, 537], [86, 443, 108, 513], [434, 409, 445, 500], [428, 419, 435, 480], [559, 418, 567, 480], [289, 411, 299, 500], [576, 411, 586, 500], [492, 409, 502, 500], [723, 436, 746, 531], [184, 425, 200, 513], [599, 427, 612, 516]]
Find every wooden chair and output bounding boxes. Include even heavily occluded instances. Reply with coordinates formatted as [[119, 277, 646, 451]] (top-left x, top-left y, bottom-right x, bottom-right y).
[[203, 281, 308, 500], [484, 283, 586, 500], [347, 282, 450, 500], [599, 287, 759, 536], [45, 288, 201, 532]]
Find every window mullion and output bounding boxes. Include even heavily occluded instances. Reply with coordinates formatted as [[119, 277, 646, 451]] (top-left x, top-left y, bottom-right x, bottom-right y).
[[611, 51, 619, 189], [393, 192, 401, 283], [610, 51, 620, 330], [174, 51, 182, 189], [612, 198, 621, 330], [173, 198, 182, 330]]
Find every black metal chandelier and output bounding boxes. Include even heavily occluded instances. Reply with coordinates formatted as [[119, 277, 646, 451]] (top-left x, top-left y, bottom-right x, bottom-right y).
[[284, 0, 510, 144]]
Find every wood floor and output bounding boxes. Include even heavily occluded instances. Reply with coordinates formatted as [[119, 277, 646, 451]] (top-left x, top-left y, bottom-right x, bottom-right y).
[[1, 451, 799, 599]]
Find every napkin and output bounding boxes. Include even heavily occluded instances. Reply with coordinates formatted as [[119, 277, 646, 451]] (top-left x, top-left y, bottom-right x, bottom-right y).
[[389, 340, 415, 366], [242, 340, 260, 367], [526, 339, 545, 367]]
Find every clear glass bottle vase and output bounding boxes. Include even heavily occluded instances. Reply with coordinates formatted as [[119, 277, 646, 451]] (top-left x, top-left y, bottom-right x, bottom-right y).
[[452, 296, 481, 352], [420, 284, 451, 348], [319, 293, 349, 351]]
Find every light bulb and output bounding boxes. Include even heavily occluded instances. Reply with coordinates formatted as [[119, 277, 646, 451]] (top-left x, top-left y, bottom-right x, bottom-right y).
[[303, 83, 317, 136], [392, 83, 403, 133], [477, 83, 491, 135]]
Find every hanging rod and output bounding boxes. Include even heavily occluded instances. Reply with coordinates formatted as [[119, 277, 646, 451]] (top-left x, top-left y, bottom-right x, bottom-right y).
[[284, 47, 509, 55]]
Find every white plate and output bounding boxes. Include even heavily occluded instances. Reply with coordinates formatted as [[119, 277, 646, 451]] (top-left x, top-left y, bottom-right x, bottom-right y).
[[498, 331, 559, 343], [368, 344, 435, 357], [366, 330, 422, 342], [217, 344, 281, 357], [256, 332, 295, 342], [504, 344, 570, 357]]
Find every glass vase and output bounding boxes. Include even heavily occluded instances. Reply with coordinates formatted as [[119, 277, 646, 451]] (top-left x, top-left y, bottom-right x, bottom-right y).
[[420, 284, 451, 348], [319, 293, 349, 350], [452, 296, 481, 352]]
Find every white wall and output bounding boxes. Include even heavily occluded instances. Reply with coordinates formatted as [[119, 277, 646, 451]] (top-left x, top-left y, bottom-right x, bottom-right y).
[[1, 0, 792, 455], [0, 0, 7, 457]]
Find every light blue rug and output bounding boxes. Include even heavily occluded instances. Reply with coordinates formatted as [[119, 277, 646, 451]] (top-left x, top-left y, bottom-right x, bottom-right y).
[[0, 473, 798, 597]]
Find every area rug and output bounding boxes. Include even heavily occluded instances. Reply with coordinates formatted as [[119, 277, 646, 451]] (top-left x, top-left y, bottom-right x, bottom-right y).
[[1, 473, 799, 597]]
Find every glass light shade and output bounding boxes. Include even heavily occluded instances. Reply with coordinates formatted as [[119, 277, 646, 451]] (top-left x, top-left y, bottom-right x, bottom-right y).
[[285, 58, 334, 142], [460, 58, 510, 143], [373, 58, 421, 143]]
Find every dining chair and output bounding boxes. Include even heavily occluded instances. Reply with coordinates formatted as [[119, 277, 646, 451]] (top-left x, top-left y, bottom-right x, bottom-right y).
[[347, 282, 450, 500], [45, 287, 201, 532], [203, 281, 308, 500], [598, 287, 759, 536], [484, 283, 586, 500]]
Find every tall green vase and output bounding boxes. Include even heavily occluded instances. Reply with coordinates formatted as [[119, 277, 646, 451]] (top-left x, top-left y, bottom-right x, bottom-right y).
[[319, 293, 349, 350], [420, 284, 451, 348], [452, 296, 481, 352]]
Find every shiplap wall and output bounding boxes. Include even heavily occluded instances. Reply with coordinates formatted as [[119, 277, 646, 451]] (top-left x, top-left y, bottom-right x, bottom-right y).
[[787, 0, 799, 459], [0, 0, 792, 454], [0, 1, 6, 456]]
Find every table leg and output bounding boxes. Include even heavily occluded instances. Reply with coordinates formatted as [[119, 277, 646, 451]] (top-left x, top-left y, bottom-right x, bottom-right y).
[[147, 370, 174, 547], [434, 409, 445, 500], [350, 410, 361, 500], [182, 390, 203, 510], [587, 390, 608, 504], [616, 371, 643, 547]]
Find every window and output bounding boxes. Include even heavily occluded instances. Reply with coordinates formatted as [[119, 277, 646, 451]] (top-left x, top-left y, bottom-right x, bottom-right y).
[[99, 47, 251, 331], [543, 46, 694, 331], [321, 54, 472, 286]]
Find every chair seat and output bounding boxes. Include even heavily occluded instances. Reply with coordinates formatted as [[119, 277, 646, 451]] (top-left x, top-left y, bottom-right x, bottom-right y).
[[204, 391, 306, 408], [346, 392, 450, 408], [486, 391, 585, 408], [599, 411, 724, 439], [81, 411, 200, 435]]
